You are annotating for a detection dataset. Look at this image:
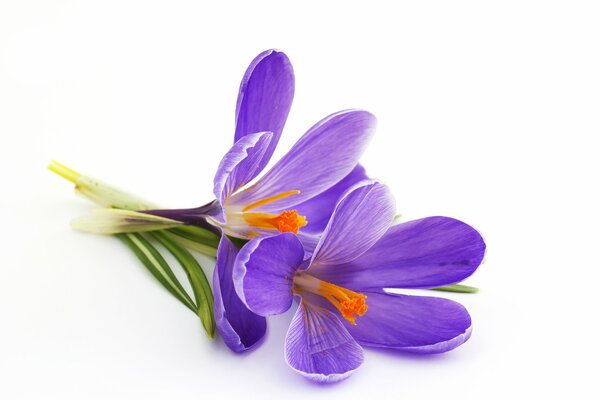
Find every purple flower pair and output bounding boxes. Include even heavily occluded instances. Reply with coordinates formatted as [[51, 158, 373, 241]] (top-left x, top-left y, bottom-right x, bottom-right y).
[[49, 48, 487, 383], [147, 49, 486, 382], [156, 50, 486, 383]]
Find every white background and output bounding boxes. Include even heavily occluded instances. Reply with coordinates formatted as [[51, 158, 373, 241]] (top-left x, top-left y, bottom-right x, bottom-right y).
[[1, 1, 598, 399]]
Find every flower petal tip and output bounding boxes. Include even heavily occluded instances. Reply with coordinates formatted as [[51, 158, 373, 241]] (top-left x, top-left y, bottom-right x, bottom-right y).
[[217, 321, 266, 354], [294, 367, 359, 384], [402, 325, 473, 354]]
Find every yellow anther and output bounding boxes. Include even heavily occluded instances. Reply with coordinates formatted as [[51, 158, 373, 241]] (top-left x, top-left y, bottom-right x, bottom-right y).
[[242, 190, 301, 212]]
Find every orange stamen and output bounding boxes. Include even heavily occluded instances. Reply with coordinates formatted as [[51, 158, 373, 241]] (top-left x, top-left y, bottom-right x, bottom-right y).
[[242, 190, 301, 212], [318, 281, 368, 325], [293, 273, 368, 325], [243, 209, 307, 234]]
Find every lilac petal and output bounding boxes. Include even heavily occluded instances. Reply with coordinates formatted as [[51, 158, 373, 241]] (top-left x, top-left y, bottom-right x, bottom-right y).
[[310, 180, 396, 267], [296, 231, 320, 257], [285, 301, 364, 383], [294, 164, 368, 235], [229, 110, 376, 211], [232, 233, 305, 316], [213, 131, 273, 205], [234, 50, 294, 173], [213, 236, 266, 352], [346, 291, 472, 353], [314, 217, 486, 290]]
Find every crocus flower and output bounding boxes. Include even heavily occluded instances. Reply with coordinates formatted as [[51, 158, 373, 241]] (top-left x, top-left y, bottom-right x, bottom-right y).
[[231, 180, 486, 382]]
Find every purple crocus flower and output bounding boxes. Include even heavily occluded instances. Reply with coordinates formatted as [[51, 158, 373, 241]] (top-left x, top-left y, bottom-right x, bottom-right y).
[[146, 50, 375, 352], [230, 180, 486, 382]]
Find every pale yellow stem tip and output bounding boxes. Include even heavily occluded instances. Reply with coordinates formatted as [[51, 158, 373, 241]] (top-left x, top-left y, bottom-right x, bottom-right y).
[[48, 160, 81, 184]]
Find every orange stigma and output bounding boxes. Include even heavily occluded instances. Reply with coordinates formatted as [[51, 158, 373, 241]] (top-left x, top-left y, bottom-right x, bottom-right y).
[[274, 210, 307, 233], [243, 209, 307, 234], [293, 273, 368, 325], [318, 281, 368, 325]]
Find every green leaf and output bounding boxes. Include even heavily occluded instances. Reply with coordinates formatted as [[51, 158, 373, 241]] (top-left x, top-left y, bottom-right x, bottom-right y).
[[169, 225, 221, 250], [430, 284, 480, 293], [117, 233, 196, 312], [165, 232, 217, 257], [151, 231, 215, 339]]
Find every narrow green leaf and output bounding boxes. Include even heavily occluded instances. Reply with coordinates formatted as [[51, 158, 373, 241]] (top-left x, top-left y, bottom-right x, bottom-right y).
[[430, 284, 480, 294], [165, 232, 217, 257], [169, 225, 221, 249], [151, 231, 215, 339], [117, 233, 196, 312]]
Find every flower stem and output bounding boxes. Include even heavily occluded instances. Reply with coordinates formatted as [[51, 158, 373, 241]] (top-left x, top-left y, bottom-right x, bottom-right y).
[[49, 161, 221, 252], [48, 160, 81, 184]]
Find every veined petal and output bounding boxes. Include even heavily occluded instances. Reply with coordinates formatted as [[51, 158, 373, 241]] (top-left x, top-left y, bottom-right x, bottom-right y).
[[296, 231, 320, 256], [294, 164, 368, 235], [345, 291, 472, 353], [285, 301, 364, 383], [213, 237, 266, 352], [314, 217, 486, 290], [229, 110, 376, 211], [310, 180, 396, 267], [233, 233, 305, 316], [294, 165, 370, 255], [71, 209, 182, 234], [235, 49, 294, 173], [213, 131, 273, 204]]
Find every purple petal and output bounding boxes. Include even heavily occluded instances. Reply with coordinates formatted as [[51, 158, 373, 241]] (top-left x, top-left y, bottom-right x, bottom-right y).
[[235, 50, 294, 172], [229, 110, 376, 211], [346, 291, 472, 353], [314, 217, 486, 290], [213, 236, 266, 352], [213, 131, 273, 205], [285, 301, 364, 383], [294, 164, 368, 235], [296, 231, 320, 257], [310, 180, 396, 267], [233, 233, 305, 316]]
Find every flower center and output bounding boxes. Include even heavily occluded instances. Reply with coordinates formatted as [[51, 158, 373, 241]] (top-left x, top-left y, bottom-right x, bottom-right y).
[[239, 190, 307, 234], [293, 272, 368, 325], [243, 210, 307, 234]]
